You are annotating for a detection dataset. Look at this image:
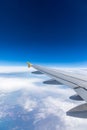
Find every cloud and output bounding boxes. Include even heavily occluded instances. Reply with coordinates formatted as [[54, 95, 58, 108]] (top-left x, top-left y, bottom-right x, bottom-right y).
[[20, 97, 37, 112], [0, 66, 29, 73], [0, 66, 87, 130]]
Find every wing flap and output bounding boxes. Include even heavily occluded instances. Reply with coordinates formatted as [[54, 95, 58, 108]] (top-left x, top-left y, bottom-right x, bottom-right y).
[[67, 103, 87, 118], [74, 87, 87, 102]]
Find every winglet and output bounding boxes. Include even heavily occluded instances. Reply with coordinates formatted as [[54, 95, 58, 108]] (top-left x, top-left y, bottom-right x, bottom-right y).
[[27, 62, 32, 68]]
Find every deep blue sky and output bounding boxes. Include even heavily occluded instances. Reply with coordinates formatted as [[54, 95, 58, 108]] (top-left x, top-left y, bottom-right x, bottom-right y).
[[0, 0, 87, 65]]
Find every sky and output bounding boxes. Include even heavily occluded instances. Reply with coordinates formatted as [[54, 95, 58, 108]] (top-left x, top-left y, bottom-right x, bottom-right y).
[[0, 0, 87, 65]]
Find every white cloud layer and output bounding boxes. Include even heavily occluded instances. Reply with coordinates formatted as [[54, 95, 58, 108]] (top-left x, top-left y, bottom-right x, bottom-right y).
[[0, 66, 87, 130]]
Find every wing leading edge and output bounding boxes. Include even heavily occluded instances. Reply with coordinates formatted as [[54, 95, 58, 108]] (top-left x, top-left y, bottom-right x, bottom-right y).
[[27, 62, 87, 102]]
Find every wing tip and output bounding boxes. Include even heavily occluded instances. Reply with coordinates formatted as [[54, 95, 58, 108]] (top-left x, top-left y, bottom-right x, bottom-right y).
[[27, 62, 32, 68]]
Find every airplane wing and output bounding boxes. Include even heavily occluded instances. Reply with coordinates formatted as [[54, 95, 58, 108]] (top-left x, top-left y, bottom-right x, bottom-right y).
[[27, 62, 87, 103]]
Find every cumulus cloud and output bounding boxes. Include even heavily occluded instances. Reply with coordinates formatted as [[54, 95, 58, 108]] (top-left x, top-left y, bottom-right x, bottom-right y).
[[0, 66, 87, 130]]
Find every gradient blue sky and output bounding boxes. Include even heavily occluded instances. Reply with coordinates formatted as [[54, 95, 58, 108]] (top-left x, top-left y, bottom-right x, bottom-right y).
[[0, 0, 87, 65]]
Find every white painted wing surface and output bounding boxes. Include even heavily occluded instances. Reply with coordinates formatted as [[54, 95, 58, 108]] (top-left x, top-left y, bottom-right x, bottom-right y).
[[29, 63, 87, 102]]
